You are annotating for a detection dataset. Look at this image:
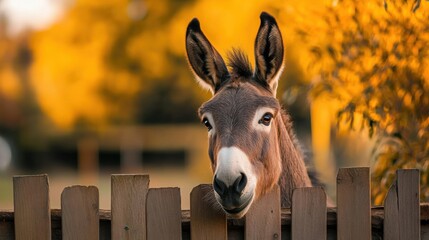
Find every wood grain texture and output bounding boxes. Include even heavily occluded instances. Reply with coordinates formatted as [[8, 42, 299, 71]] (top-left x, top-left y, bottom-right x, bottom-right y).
[[292, 187, 327, 240], [111, 174, 149, 240], [337, 167, 371, 240], [2, 204, 429, 239], [384, 169, 420, 240], [13, 174, 51, 240], [190, 184, 227, 240], [61, 185, 99, 240], [384, 182, 400, 240], [146, 188, 181, 240], [245, 185, 281, 240]]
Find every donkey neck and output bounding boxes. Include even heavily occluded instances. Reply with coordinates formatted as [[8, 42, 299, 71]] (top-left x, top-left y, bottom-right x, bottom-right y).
[[277, 110, 312, 207]]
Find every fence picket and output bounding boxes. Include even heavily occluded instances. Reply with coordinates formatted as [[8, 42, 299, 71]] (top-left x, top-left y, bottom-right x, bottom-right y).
[[4, 169, 427, 239], [384, 169, 420, 240], [292, 187, 326, 240], [190, 184, 227, 240], [13, 175, 51, 240], [61, 186, 99, 240], [337, 167, 371, 240], [111, 174, 149, 240], [245, 185, 281, 240], [146, 188, 181, 240]]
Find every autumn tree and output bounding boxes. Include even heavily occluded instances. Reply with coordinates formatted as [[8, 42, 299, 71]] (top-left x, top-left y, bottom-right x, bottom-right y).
[[294, 0, 429, 203], [28, 0, 199, 128], [28, 0, 292, 129]]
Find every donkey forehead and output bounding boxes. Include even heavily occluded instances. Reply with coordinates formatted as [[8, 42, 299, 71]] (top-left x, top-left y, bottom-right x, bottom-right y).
[[199, 82, 280, 118]]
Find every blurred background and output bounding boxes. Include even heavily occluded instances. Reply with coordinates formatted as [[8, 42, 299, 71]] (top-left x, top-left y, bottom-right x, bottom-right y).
[[0, 0, 428, 210]]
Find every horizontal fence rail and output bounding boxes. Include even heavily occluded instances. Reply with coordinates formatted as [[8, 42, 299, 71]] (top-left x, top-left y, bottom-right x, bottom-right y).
[[0, 168, 428, 239]]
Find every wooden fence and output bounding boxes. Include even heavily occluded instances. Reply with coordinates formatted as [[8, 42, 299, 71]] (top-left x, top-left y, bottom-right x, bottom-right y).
[[0, 167, 428, 239]]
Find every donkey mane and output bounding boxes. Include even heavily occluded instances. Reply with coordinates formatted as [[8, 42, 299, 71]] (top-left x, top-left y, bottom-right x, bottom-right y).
[[227, 48, 253, 79], [278, 110, 312, 207], [281, 109, 305, 159], [226, 48, 274, 95]]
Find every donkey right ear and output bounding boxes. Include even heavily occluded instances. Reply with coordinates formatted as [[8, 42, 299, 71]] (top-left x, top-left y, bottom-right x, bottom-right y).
[[186, 18, 230, 94], [254, 12, 284, 96]]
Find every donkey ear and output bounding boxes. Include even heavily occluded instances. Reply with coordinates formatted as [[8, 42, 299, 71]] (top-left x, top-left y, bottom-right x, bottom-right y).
[[254, 12, 284, 95], [186, 18, 230, 94]]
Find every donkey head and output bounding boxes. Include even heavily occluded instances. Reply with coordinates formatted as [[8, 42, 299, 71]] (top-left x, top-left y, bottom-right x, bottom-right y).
[[186, 12, 285, 218]]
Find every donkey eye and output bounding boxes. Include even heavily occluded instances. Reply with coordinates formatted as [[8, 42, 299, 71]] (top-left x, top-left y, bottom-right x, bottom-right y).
[[259, 113, 273, 126], [202, 118, 213, 131]]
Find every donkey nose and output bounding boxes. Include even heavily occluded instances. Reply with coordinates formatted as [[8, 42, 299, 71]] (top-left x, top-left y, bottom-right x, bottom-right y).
[[233, 173, 247, 194], [213, 173, 247, 198]]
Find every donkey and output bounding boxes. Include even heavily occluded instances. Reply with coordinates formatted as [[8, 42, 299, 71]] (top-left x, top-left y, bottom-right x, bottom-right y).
[[185, 12, 313, 218]]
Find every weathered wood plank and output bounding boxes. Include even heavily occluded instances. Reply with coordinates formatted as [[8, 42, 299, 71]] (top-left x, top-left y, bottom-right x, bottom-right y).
[[245, 185, 281, 240], [384, 183, 399, 240], [146, 188, 182, 240], [337, 167, 371, 240], [384, 169, 420, 240], [2, 204, 429, 240], [111, 174, 149, 240], [292, 187, 327, 240], [190, 184, 227, 240], [61, 185, 99, 240], [13, 174, 51, 240]]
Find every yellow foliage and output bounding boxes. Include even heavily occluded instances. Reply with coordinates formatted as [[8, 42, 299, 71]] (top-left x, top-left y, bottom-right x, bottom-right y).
[[29, 0, 129, 128], [293, 0, 429, 203], [0, 31, 22, 101], [0, 67, 21, 100], [29, 0, 322, 128]]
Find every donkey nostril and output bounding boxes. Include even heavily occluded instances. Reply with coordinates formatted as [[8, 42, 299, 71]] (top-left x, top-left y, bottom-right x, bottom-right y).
[[213, 175, 227, 196], [233, 173, 247, 194]]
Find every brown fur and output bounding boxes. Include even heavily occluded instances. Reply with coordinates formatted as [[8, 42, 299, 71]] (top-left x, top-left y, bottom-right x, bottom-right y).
[[186, 12, 312, 209], [199, 79, 312, 207], [277, 111, 312, 207]]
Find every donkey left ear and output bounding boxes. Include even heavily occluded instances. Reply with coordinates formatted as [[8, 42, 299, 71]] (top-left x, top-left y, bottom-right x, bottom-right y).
[[186, 18, 230, 94], [254, 12, 284, 96]]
